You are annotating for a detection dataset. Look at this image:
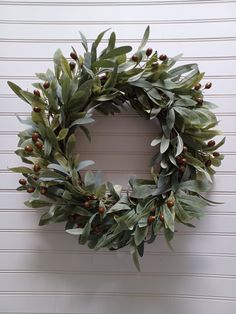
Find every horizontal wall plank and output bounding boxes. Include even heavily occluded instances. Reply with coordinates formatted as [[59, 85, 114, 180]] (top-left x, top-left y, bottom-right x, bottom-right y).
[[1, 3, 236, 21]]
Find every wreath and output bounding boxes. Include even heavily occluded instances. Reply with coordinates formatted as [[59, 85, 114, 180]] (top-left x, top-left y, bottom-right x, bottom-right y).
[[8, 27, 225, 270]]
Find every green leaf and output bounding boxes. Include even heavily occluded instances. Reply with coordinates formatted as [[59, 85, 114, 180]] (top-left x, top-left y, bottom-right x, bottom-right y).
[[69, 117, 94, 128], [175, 134, 183, 156], [137, 25, 150, 51], [94, 28, 110, 49], [7, 81, 29, 103], [57, 128, 69, 141], [160, 135, 170, 154], [54, 152, 68, 169], [134, 225, 148, 246], [10, 167, 34, 174], [130, 243, 141, 271], [93, 59, 115, 68], [60, 55, 72, 79], [163, 204, 175, 232], [179, 180, 212, 193], [166, 108, 175, 130], [101, 46, 132, 59], [66, 228, 84, 235], [77, 160, 95, 171], [24, 199, 52, 208], [151, 136, 161, 147], [79, 31, 88, 52]]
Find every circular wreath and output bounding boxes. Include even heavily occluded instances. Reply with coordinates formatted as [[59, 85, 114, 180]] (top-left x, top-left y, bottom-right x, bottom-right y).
[[9, 27, 225, 270]]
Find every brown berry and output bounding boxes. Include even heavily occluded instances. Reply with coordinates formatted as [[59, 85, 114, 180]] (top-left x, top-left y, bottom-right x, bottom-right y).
[[33, 90, 40, 97], [25, 145, 33, 153], [43, 81, 50, 89], [207, 140, 215, 147], [148, 215, 156, 224], [196, 97, 203, 105], [151, 61, 159, 69], [32, 132, 40, 142], [33, 163, 41, 172], [69, 61, 76, 71], [167, 199, 175, 208], [40, 187, 47, 195], [159, 213, 164, 222], [33, 107, 41, 113], [159, 54, 167, 61], [176, 156, 182, 165], [98, 207, 105, 214], [179, 165, 186, 173], [182, 146, 188, 153], [19, 178, 27, 185], [70, 52, 78, 60], [84, 201, 90, 209], [35, 141, 43, 149], [205, 159, 212, 167], [194, 83, 201, 90], [146, 47, 153, 57], [181, 158, 187, 166], [131, 54, 139, 62], [27, 187, 35, 193], [213, 151, 220, 157], [205, 82, 212, 89]]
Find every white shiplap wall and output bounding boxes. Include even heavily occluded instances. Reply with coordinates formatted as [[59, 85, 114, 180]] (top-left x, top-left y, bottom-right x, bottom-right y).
[[0, 1, 236, 313]]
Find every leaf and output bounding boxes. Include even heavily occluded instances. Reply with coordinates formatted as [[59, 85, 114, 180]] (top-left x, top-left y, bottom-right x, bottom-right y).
[[60, 55, 72, 79], [175, 134, 184, 156], [69, 117, 94, 128], [7, 81, 29, 103], [94, 28, 110, 49], [179, 180, 212, 193], [160, 135, 170, 154], [66, 228, 84, 235], [24, 199, 52, 208], [151, 137, 162, 147], [134, 226, 148, 246], [84, 171, 95, 187], [101, 46, 132, 59], [137, 25, 150, 51], [93, 59, 115, 68], [166, 108, 175, 130], [9, 167, 34, 174], [163, 204, 175, 232], [57, 128, 69, 141], [54, 152, 68, 169], [77, 160, 95, 171], [131, 185, 156, 199], [47, 163, 69, 175], [130, 243, 141, 272], [79, 31, 88, 52]]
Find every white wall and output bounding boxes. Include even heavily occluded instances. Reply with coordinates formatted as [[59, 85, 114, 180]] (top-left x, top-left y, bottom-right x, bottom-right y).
[[0, 1, 236, 313]]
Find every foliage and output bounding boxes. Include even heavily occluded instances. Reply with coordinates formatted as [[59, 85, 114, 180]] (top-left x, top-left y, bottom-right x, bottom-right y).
[[8, 27, 224, 270]]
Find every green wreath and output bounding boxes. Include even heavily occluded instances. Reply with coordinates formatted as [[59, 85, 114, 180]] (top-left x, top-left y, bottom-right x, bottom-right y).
[[8, 27, 225, 270]]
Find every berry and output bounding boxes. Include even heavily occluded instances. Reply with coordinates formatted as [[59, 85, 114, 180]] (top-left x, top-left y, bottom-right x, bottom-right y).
[[194, 83, 201, 90], [213, 151, 220, 157], [176, 156, 182, 165], [33, 107, 41, 113], [32, 132, 39, 142], [159, 213, 164, 222], [148, 215, 156, 224], [43, 81, 50, 89], [151, 61, 159, 69], [182, 146, 188, 153], [19, 178, 27, 185], [25, 145, 33, 153], [35, 141, 43, 149], [146, 47, 153, 57], [181, 158, 187, 166], [40, 187, 47, 195], [33, 90, 40, 97], [159, 54, 167, 61], [196, 97, 203, 105], [69, 61, 76, 71], [205, 160, 212, 167], [84, 201, 90, 209], [207, 140, 215, 147], [27, 187, 35, 193], [131, 54, 139, 62], [70, 52, 78, 60], [33, 163, 41, 172], [167, 199, 175, 208], [179, 165, 186, 173], [205, 82, 212, 89], [98, 207, 105, 214]]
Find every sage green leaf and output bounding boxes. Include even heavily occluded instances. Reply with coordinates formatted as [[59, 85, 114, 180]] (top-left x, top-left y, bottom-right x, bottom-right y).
[[57, 128, 69, 141], [108, 202, 130, 213], [160, 135, 170, 154], [84, 171, 95, 187], [107, 181, 120, 201], [66, 134, 76, 158], [54, 152, 68, 169], [77, 160, 95, 171], [10, 167, 34, 174], [101, 46, 132, 59], [137, 25, 150, 51], [24, 199, 52, 208], [166, 108, 175, 130], [130, 243, 141, 271], [60, 55, 72, 79], [179, 180, 212, 192], [175, 134, 183, 156], [80, 125, 91, 142], [163, 204, 175, 232], [7, 81, 29, 103], [131, 185, 156, 199], [79, 31, 88, 52], [47, 163, 69, 175], [93, 59, 115, 68], [44, 139, 52, 157], [66, 228, 84, 235], [134, 225, 148, 246], [104, 62, 118, 88], [151, 137, 161, 147], [204, 137, 225, 152], [94, 28, 110, 49], [69, 117, 94, 128]]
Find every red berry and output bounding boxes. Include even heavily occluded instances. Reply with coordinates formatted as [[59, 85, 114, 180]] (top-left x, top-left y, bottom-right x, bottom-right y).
[[196, 97, 203, 105], [159, 54, 167, 61], [40, 187, 47, 195], [131, 55, 139, 62], [98, 207, 105, 214], [33, 107, 41, 113], [181, 158, 187, 166], [194, 83, 201, 90], [182, 146, 188, 153], [35, 141, 43, 149], [25, 145, 33, 153], [33, 90, 40, 97], [146, 47, 153, 57], [33, 163, 41, 172], [32, 132, 40, 142], [205, 160, 212, 167], [167, 199, 175, 208], [69, 61, 76, 70], [148, 215, 156, 224], [19, 178, 27, 185], [27, 187, 35, 193], [213, 152, 220, 157], [159, 213, 164, 222], [70, 52, 78, 60], [207, 140, 215, 147], [205, 82, 212, 89], [43, 81, 50, 89]]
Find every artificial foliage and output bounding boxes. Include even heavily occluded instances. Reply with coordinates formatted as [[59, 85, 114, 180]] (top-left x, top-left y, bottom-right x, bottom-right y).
[[8, 27, 225, 270]]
